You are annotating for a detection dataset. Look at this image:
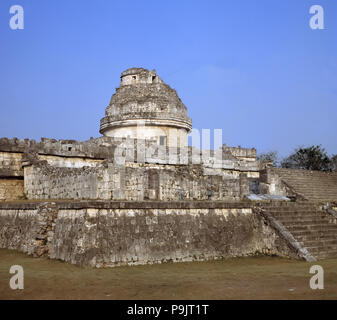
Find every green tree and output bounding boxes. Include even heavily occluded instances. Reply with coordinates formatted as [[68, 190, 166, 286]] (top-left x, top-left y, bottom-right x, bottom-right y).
[[257, 151, 279, 167], [330, 154, 337, 171], [280, 145, 331, 171]]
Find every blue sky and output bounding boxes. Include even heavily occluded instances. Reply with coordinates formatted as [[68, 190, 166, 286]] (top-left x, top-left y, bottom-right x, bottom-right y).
[[0, 0, 336, 158]]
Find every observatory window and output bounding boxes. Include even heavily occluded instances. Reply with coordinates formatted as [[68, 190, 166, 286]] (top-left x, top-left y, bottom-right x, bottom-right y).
[[159, 136, 166, 146], [152, 76, 156, 82]]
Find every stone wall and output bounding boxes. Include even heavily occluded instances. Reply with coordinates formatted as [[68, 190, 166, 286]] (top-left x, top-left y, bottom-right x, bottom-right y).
[[222, 146, 257, 161], [0, 137, 259, 167], [0, 201, 299, 267], [38, 154, 103, 168], [259, 168, 298, 199], [0, 136, 260, 201], [0, 179, 24, 201], [23, 160, 253, 201], [0, 151, 23, 177], [0, 151, 25, 201], [0, 137, 117, 160], [259, 168, 289, 196], [24, 163, 106, 200], [0, 202, 58, 256]]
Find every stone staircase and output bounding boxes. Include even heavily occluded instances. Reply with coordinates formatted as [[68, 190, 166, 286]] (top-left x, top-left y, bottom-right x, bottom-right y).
[[261, 202, 337, 260], [273, 168, 337, 201]]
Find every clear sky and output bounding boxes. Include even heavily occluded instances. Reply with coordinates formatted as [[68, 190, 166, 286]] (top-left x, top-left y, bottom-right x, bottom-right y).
[[0, 0, 336, 158]]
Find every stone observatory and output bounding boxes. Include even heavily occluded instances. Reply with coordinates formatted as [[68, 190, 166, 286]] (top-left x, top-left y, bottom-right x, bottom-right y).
[[0, 66, 337, 268], [99, 67, 192, 148]]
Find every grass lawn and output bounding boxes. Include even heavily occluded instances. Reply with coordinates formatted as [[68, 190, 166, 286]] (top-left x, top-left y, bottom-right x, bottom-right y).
[[0, 249, 336, 300]]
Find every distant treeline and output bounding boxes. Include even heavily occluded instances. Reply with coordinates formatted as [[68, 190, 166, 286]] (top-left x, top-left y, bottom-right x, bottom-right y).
[[257, 145, 337, 171]]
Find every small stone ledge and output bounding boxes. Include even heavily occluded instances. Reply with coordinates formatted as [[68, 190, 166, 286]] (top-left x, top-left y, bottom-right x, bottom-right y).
[[0, 200, 254, 210], [1, 199, 326, 211], [0, 170, 23, 178]]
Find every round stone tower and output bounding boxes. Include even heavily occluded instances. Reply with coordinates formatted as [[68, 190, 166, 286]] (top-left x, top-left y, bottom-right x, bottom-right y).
[[99, 68, 192, 147]]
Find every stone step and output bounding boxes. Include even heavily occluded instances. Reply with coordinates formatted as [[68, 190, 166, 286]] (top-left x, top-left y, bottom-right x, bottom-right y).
[[296, 188, 337, 191], [269, 210, 323, 214], [305, 246, 337, 255], [280, 179, 336, 182], [262, 202, 319, 206], [285, 182, 336, 185], [286, 181, 337, 185], [293, 191, 337, 195], [264, 203, 320, 207], [287, 228, 337, 235], [280, 216, 333, 220], [272, 211, 325, 214], [291, 229, 337, 238], [295, 227, 337, 233], [261, 200, 337, 260], [296, 233, 337, 241], [292, 193, 336, 195], [290, 184, 336, 186], [277, 217, 333, 225], [272, 212, 328, 218], [300, 239, 337, 247], [299, 237, 337, 244], [291, 190, 336, 194], [296, 193, 337, 197], [267, 206, 323, 210], [281, 223, 334, 230], [291, 187, 337, 190], [313, 251, 337, 259], [268, 210, 323, 215], [289, 190, 336, 193], [285, 225, 337, 235], [305, 245, 337, 255]]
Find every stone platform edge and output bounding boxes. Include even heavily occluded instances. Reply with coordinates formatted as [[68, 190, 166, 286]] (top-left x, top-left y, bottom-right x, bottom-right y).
[[0, 199, 326, 210]]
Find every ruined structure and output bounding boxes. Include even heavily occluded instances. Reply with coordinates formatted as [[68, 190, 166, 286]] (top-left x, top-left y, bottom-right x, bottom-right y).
[[0, 67, 336, 267], [0, 68, 259, 202]]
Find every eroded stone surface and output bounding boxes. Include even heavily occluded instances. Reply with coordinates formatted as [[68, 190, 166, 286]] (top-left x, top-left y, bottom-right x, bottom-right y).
[[0, 202, 298, 267]]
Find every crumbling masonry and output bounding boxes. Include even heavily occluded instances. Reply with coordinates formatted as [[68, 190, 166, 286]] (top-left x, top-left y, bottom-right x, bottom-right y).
[[0, 67, 336, 266]]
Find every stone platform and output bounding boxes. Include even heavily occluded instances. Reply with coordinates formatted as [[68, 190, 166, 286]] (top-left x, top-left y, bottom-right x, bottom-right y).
[[1, 200, 336, 267]]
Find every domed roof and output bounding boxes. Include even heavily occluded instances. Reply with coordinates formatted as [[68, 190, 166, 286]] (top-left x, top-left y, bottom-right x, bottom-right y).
[[100, 68, 192, 135], [120, 67, 149, 77]]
